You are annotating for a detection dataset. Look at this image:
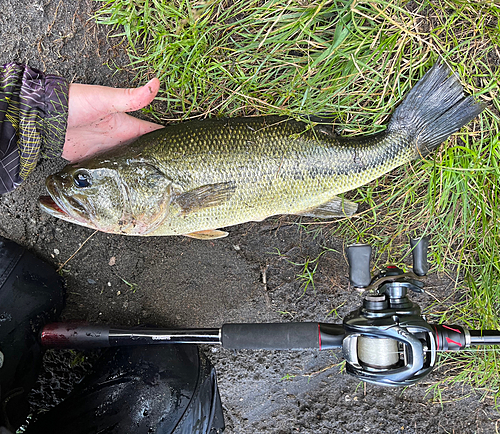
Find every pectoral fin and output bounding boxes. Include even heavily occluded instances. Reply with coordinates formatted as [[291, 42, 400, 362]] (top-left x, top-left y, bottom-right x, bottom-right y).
[[175, 182, 236, 215], [299, 196, 358, 218], [184, 229, 229, 240]]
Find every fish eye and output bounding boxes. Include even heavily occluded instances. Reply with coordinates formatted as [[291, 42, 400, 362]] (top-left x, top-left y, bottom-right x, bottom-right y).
[[73, 170, 92, 188]]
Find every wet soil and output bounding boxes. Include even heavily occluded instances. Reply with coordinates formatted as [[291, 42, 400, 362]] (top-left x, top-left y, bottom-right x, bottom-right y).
[[1, 0, 499, 432]]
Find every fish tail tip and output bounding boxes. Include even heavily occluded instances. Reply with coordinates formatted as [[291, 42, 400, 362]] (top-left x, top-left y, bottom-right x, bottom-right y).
[[389, 62, 485, 156]]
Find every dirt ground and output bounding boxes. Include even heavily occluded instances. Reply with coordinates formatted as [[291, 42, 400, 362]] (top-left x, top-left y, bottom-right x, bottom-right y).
[[1, 1, 499, 433]]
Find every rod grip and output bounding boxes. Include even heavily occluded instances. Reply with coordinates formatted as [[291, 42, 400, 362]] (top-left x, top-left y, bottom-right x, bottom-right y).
[[346, 244, 372, 288], [221, 322, 344, 350], [40, 323, 110, 348], [221, 323, 318, 350]]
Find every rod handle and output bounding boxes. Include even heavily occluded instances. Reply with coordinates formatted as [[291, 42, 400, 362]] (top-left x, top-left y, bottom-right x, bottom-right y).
[[41, 323, 110, 348], [221, 322, 344, 350]]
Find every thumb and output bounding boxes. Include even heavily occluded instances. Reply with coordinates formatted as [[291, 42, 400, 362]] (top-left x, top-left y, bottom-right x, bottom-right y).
[[101, 77, 161, 114]]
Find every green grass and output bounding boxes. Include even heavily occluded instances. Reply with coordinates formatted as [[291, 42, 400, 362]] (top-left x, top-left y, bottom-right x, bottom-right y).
[[95, 0, 500, 402]]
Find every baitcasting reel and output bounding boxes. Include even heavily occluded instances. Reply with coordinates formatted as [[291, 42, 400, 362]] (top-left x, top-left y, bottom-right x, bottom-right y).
[[344, 237, 476, 386], [41, 237, 500, 387]]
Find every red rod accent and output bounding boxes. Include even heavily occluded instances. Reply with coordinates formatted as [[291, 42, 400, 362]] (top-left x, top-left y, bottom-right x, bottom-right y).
[[446, 337, 461, 347], [434, 325, 440, 350], [442, 325, 461, 334]]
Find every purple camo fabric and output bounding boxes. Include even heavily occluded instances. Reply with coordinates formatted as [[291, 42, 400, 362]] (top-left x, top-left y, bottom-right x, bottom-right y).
[[0, 63, 69, 194]]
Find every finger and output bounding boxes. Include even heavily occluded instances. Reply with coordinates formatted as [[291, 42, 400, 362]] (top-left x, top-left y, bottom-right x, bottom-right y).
[[122, 113, 165, 138], [67, 78, 161, 128], [100, 113, 164, 143], [70, 78, 161, 116], [103, 77, 161, 114], [63, 113, 164, 162]]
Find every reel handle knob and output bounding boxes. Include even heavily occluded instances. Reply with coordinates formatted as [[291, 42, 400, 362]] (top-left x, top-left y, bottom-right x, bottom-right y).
[[346, 244, 372, 288], [410, 237, 429, 276]]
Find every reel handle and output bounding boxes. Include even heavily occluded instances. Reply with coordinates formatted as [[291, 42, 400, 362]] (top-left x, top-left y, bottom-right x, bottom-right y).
[[410, 237, 429, 276], [346, 244, 372, 288]]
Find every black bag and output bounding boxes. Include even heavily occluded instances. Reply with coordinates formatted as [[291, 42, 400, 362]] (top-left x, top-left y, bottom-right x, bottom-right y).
[[0, 236, 65, 430], [25, 345, 225, 434]]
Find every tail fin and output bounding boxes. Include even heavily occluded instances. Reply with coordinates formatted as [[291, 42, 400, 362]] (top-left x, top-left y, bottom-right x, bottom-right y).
[[388, 62, 485, 156]]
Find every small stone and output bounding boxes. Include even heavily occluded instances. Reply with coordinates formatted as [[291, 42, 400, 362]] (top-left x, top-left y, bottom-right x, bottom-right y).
[[54, 248, 60, 255], [109, 256, 116, 266]]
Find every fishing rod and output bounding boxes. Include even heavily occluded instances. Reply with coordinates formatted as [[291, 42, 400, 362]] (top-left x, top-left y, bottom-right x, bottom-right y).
[[41, 237, 500, 387]]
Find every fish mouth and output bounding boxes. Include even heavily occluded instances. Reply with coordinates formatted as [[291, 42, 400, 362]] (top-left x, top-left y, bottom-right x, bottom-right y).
[[39, 176, 95, 228], [39, 195, 69, 219]]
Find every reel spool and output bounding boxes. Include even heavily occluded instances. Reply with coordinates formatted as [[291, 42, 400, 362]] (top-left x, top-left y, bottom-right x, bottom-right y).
[[357, 336, 400, 369]]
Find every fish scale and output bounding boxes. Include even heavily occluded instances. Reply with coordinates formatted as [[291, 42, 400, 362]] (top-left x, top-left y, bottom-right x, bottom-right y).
[[40, 63, 484, 238]]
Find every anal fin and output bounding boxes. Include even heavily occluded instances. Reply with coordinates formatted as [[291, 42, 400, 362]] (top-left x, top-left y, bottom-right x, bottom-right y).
[[184, 229, 229, 240], [299, 196, 358, 218]]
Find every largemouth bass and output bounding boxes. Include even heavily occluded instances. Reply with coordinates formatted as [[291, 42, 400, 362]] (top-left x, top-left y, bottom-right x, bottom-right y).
[[40, 63, 484, 239]]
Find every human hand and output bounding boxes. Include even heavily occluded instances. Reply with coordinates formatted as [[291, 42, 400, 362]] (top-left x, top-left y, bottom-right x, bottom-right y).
[[62, 78, 164, 162]]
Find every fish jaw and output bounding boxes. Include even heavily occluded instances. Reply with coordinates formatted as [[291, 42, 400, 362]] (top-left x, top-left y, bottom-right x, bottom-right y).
[[39, 175, 100, 231], [39, 194, 70, 220], [39, 194, 101, 231]]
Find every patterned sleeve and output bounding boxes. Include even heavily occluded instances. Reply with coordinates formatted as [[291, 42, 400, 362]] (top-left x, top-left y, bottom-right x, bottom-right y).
[[0, 63, 69, 194]]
